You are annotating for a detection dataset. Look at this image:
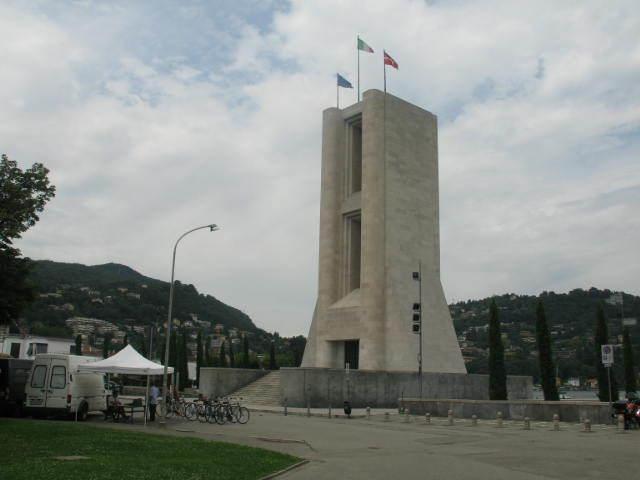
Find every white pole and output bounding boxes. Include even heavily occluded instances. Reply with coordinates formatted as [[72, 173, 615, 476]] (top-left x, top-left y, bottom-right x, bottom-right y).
[[145, 374, 150, 426]]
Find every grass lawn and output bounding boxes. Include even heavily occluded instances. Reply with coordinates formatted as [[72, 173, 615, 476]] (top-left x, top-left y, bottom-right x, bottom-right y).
[[0, 418, 299, 480]]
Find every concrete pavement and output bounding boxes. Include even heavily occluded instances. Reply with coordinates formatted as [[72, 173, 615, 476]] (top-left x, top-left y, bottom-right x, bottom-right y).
[[90, 410, 638, 480]]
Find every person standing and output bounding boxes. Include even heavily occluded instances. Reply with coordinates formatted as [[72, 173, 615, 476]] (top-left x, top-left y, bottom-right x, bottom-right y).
[[149, 383, 160, 422]]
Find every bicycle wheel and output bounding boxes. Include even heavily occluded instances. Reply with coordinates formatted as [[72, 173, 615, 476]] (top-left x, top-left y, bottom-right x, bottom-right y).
[[185, 402, 198, 421], [235, 406, 250, 424], [227, 405, 237, 424], [165, 401, 174, 419], [204, 404, 215, 423], [214, 404, 226, 425]]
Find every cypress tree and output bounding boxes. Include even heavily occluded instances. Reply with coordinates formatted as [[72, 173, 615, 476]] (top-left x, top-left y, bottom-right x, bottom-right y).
[[103, 333, 112, 359], [229, 340, 235, 368], [123, 334, 128, 347], [140, 334, 148, 359], [622, 327, 637, 395], [595, 305, 619, 402], [204, 335, 211, 367], [196, 330, 203, 387], [488, 299, 507, 400], [535, 300, 559, 401], [169, 332, 177, 368], [243, 335, 250, 368], [219, 341, 227, 367], [75, 335, 82, 356], [269, 341, 277, 370], [179, 331, 189, 390]]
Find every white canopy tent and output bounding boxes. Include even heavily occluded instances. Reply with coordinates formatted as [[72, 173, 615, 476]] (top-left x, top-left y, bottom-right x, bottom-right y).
[[78, 345, 173, 425]]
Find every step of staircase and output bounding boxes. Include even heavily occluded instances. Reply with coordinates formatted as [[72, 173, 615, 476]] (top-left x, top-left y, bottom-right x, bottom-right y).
[[231, 371, 282, 406]]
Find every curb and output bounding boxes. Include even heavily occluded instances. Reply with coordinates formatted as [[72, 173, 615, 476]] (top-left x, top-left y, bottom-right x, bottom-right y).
[[258, 459, 310, 480], [249, 407, 366, 419]]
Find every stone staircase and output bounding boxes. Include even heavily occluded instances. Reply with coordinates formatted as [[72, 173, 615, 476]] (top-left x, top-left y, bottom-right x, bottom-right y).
[[231, 371, 282, 406]]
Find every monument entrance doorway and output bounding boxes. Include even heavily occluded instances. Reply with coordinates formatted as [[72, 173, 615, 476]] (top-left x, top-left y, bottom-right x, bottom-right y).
[[344, 340, 359, 370]]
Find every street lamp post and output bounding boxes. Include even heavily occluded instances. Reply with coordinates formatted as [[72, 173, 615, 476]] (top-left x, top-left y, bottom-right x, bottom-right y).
[[160, 223, 219, 426]]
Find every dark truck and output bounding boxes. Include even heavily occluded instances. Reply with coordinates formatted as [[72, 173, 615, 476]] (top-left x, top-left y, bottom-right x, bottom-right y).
[[0, 358, 33, 417]]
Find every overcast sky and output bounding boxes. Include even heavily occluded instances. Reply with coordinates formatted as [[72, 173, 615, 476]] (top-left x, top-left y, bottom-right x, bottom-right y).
[[2, 1, 639, 336]]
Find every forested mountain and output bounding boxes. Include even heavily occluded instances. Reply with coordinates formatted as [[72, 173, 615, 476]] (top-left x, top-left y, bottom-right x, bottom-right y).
[[20, 260, 264, 341], [452, 288, 640, 383]]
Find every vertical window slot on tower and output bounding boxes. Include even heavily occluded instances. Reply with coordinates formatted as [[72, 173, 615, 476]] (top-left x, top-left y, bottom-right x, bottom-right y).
[[349, 121, 362, 194], [346, 214, 361, 292]]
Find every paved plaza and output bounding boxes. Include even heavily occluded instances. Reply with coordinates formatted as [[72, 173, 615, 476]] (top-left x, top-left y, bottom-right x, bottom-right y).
[[90, 410, 638, 479]]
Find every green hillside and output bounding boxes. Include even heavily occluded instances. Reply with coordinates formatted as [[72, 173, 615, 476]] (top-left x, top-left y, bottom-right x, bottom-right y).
[[452, 288, 640, 383], [21, 260, 263, 339]]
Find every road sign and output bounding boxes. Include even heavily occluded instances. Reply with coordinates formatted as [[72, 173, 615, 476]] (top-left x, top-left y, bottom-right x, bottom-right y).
[[601, 344, 614, 366]]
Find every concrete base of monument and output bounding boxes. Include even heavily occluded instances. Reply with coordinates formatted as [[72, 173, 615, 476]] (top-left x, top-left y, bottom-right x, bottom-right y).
[[400, 398, 612, 424], [280, 367, 533, 408]]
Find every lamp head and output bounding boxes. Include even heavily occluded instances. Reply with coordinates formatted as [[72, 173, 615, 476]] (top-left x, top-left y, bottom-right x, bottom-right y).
[[209, 224, 220, 232]]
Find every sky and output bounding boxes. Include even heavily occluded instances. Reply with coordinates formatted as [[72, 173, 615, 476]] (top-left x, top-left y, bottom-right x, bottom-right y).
[[2, 0, 639, 336]]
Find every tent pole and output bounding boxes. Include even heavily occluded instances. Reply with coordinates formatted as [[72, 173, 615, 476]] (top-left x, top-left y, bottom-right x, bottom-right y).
[[145, 374, 150, 426]]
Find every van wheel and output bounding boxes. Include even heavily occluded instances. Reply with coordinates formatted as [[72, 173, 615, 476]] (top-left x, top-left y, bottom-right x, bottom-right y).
[[77, 402, 89, 421]]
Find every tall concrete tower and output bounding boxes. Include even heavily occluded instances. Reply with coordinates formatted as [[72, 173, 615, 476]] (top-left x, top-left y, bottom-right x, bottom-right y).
[[301, 89, 466, 373]]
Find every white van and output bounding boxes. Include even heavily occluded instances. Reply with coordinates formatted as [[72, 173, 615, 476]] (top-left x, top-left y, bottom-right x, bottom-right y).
[[24, 354, 107, 420]]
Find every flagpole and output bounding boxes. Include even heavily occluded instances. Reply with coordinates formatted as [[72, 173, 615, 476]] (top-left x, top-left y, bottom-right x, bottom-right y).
[[383, 60, 387, 94], [357, 35, 360, 102]]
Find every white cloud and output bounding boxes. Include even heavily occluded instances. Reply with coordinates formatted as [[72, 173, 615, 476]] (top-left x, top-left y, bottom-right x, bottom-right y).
[[2, 0, 639, 335]]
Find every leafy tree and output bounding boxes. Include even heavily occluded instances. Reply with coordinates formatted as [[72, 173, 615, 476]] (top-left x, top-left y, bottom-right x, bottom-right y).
[[622, 327, 637, 395], [488, 299, 507, 400], [75, 335, 82, 356], [288, 335, 307, 367], [535, 300, 559, 400], [595, 305, 618, 402], [243, 335, 250, 368], [269, 341, 277, 370], [196, 330, 203, 386], [103, 333, 112, 359], [229, 340, 235, 368], [0, 154, 55, 325], [219, 341, 227, 367]]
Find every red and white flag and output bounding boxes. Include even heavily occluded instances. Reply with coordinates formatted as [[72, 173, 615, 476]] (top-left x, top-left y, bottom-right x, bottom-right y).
[[383, 50, 398, 69]]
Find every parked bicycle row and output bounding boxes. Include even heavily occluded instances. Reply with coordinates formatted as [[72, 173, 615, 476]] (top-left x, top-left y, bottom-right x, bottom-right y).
[[164, 395, 250, 424]]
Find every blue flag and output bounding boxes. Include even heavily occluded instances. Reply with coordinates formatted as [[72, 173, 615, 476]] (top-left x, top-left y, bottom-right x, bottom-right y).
[[337, 73, 353, 89]]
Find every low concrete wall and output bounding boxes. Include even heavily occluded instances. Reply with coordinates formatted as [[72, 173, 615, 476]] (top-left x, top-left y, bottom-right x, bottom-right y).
[[280, 368, 533, 408], [400, 398, 612, 424], [199, 368, 267, 399]]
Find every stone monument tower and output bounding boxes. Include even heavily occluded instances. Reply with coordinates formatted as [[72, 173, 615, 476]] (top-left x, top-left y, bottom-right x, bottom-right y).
[[301, 89, 466, 373]]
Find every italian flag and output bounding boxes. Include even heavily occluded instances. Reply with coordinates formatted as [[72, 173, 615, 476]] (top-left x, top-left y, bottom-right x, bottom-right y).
[[358, 37, 374, 53]]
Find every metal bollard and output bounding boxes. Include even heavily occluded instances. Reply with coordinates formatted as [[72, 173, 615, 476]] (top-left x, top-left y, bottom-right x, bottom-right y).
[[384, 412, 390, 422], [471, 414, 478, 426], [583, 418, 591, 433], [307, 401, 311, 418], [523, 417, 530, 430], [366, 406, 371, 419], [553, 414, 560, 431], [284, 398, 288, 416], [425, 412, 431, 425], [496, 411, 503, 428], [328, 405, 332, 419], [447, 409, 454, 426], [617, 414, 626, 432]]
